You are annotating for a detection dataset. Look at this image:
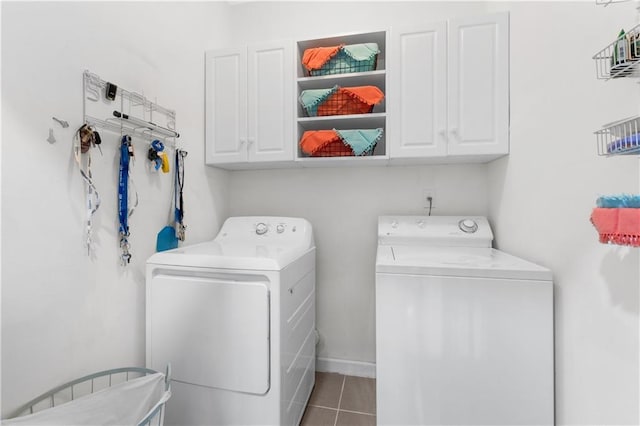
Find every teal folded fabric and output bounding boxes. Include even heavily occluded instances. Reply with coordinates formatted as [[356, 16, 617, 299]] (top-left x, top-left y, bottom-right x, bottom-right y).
[[335, 128, 383, 156], [596, 194, 640, 208], [343, 43, 379, 61], [299, 86, 338, 116]]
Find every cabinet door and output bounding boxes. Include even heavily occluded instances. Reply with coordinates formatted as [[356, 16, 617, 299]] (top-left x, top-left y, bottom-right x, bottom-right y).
[[447, 13, 509, 157], [389, 22, 448, 158], [247, 41, 294, 163], [205, 47, 248, 164]]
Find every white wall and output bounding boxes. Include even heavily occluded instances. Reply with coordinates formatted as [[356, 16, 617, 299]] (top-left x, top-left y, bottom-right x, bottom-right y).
[[1, 1, 230, 417], [227, 1, 640, 424], [487, 2, 640, 424]]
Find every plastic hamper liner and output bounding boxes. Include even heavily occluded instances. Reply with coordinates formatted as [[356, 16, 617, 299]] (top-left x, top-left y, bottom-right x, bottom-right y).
[[4, 372, 169, 426]]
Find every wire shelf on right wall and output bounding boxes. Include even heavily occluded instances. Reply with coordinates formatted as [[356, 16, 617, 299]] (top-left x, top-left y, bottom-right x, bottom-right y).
[[593, 24, 640, 80], [595, 116, 640, 156]]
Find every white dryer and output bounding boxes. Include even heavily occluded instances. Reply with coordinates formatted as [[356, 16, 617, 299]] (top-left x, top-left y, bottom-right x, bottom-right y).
[[375, 216, 554, 426], [146, 216, 316, 426]]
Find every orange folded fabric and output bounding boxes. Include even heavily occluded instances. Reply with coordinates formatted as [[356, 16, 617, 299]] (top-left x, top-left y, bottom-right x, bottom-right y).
[[302, 45, 343, 71], [590, 207, 640, 246], [342, 86, 385, 105], [316, 86, 385, 116], [299, 130, 355, 156], [299, 130, 342, 155]]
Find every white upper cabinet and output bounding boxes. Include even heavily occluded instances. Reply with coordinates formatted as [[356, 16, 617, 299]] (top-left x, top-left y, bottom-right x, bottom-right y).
[[447, 13, 509, 157], [205, 12, 509, 169], [389, 21, 448, 158], [205, 47, 247, 164], [206, 41, 294, 168], [247, 42, 294, 163], [389, 12, 509, 162]]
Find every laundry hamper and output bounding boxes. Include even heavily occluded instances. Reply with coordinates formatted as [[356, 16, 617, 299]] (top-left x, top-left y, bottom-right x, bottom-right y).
[[3, 366, 171, 426], [302, 43, 379, 76]]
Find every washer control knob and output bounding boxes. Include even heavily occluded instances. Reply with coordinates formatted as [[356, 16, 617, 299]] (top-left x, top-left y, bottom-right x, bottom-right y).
[[276, 224, 285, 234], [458, 219, 478, 233], [416, 219, 425, 228], [256, 222, 268, 235], [391, 220, 399, 229]]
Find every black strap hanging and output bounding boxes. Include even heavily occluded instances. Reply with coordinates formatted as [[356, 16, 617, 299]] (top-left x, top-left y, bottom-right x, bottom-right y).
[[174, 149, 187, 241]]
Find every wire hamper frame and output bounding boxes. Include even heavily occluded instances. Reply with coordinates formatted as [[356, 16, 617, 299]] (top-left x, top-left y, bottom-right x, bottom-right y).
[[301, 87, 383, 117], [308, 139, 359, 156], [308, 50, 378, 76], [299, 129, 382, 157], [5, 366, 171, 426]]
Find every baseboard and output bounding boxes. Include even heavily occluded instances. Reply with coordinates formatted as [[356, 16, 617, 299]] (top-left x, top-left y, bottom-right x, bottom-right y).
[[316, 357, 376, 378]]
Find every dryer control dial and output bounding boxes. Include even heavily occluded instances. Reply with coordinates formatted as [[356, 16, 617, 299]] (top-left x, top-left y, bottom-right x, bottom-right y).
[[276, 224, 285, 234], [256, 222, 268, 235], [458, 219, 478, 233]]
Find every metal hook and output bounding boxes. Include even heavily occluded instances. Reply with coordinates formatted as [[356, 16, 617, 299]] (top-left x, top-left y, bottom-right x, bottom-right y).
[[122, 253, 132, 265], [47, 128, 56, 144], [52, 117, 69, 128], [120, 235, 132, 265]]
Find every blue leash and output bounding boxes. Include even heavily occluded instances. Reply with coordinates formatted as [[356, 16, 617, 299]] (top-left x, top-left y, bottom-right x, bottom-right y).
[[119, 135, 133, 264]]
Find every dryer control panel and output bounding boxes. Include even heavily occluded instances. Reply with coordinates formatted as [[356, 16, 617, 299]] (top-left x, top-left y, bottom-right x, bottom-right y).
[[215, 216, 315, 248], [378, 216, 493, 247]]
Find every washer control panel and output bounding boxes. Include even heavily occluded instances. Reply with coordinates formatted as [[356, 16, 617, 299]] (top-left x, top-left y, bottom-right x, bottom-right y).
[[458, 219, 478, 233], [378, 216, 493, 247]]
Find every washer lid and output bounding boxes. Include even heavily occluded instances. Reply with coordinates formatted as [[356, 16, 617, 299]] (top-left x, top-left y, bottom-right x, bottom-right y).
[[376, 245, 552, 281], [147, 240, 312, 271]]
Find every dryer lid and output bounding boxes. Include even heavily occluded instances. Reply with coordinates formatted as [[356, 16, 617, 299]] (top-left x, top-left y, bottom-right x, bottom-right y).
[[376, 246, 552, 281], [147, 240, 312, 270]]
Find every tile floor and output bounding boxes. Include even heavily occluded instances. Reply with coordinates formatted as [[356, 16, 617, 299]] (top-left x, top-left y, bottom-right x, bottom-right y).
[[301, 372, 376, 426]]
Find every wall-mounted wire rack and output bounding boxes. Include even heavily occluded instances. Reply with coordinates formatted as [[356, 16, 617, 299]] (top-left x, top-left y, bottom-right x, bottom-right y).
[[83, 70, 179, 144], [595, 116, 640, 155], [593, 24, 640, 80]]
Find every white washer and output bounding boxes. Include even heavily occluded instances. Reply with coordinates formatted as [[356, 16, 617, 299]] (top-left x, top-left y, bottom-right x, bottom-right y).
[[146, 216, 316, 426], [376, 216, 554, 426]]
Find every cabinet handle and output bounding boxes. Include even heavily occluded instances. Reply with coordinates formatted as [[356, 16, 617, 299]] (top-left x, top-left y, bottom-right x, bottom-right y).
[[450, 128, 459, 138], [239, 138, 247, 146], [439, 129, 448, 141], [247, 138, 255, 146]]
